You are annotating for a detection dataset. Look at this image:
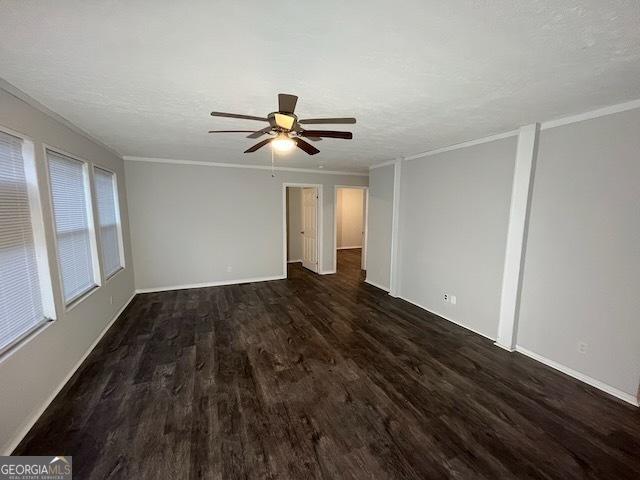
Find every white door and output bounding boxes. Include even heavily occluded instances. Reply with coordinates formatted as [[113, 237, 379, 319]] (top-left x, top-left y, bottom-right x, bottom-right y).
[[302, 187, 318, 272]]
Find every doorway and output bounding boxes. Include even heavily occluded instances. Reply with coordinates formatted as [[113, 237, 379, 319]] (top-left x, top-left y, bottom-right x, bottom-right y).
[[334, 186, 368, 273], [283, 183, 322, 276]]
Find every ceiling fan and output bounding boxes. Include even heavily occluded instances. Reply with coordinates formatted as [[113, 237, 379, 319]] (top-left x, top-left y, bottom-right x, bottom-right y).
[[209, 93, 356, 155]]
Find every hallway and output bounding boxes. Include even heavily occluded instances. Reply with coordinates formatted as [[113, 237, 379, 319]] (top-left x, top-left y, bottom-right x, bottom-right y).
[[336, 248, 362, 274]]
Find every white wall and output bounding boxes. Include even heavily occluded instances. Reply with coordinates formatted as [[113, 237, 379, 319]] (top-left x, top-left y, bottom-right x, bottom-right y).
[[397, 137, 517, 339], [0, 87, 135, 454], [336, 187, 364, 249], [517, 108, 640, 399], [125, 160, 368, 290], [286, 187, 303, 262], [365, 164, 394, 290]]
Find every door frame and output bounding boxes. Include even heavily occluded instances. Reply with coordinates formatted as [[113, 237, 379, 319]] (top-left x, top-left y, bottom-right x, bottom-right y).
[[334, 185, 369, 272], [282, 183, 323, 277]]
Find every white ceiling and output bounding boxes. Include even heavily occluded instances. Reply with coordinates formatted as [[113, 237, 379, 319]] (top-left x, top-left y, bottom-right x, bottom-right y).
[[1, 1, 639, 173]]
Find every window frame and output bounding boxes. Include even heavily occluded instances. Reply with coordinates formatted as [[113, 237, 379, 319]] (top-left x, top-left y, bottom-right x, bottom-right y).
[[44, 145, 102, 310], [0, 126, 56, 358], [92, 164, 126, 282]]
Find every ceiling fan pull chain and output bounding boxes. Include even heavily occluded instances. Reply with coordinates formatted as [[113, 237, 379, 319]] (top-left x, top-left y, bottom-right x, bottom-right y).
[[271, 147, 276, 177]]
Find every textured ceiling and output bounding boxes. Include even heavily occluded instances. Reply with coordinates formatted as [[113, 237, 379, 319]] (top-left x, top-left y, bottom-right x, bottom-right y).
[[1, 1, 639, 173]]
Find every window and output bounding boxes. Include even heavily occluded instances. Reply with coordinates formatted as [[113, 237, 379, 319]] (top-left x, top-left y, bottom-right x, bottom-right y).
[[94, 167, 124, 278], [47, 150, 99, 304], [0, 131, 52, 354]]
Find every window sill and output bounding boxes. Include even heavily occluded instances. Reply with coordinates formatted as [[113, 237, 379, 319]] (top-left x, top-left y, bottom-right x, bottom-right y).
[[105, 266, 125, 284], [0, 319, 55, 364], [65, 284, 100, 312]]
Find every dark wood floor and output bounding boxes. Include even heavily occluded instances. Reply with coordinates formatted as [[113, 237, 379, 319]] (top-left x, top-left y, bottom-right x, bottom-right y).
[[15, 249, 640, 479]]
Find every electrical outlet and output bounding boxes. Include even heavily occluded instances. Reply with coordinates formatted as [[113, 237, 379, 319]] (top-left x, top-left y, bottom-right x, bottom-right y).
[[578, 342, 588, 354], [226, 265, 233, 273], [450, 295, 457, 305], [443, 293, 449, 303]]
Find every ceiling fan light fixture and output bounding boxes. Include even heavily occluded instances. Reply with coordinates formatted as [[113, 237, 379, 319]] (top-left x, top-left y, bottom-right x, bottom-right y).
[[274, 113, 295, 130], [271, 134, 295, 153]]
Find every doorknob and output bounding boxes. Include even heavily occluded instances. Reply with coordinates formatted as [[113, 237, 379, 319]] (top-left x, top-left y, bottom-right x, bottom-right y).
[[300, 231, 305, 234]]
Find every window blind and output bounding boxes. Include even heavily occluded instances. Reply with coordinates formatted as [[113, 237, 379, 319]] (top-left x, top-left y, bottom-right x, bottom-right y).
[[94, 167, 123, 277], [0, 131, 45, 353], [47, 151, 97, 303]]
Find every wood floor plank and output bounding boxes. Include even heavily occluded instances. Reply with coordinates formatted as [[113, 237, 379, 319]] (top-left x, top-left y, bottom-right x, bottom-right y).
[[13, 249, 640, 479]]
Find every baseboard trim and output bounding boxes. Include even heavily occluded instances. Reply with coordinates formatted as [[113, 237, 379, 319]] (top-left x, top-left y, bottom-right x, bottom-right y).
[[396, 297, 638, 407], [364, 279, 390, 292], [399, 295, 496, 342], [287, 259, 302, 264], [515, 346, 639, 407], [337, 246, 362, 250], [135, 275, 287, 294], [494, 341, 515, 352], [319, 270, 336, 275], [4, 292, 136, 455]]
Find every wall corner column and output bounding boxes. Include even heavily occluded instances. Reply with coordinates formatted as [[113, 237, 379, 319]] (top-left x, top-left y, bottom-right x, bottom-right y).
[[389, 158, 403, 297], [496, 123, 540, 351]]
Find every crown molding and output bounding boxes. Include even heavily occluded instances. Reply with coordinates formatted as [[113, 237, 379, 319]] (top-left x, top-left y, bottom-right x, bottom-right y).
[[0, 78, 124, 160], [540, 98, 640, 130], [369, 130, 519, 169], [123, 156, 369, 176], [371, 97, 640, 167], [404, 130, 520, 162], [369, 159, 398, 170]]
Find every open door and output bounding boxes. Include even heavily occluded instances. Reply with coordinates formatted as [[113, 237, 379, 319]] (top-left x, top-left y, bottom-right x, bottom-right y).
[[302, 187, 318, 272]]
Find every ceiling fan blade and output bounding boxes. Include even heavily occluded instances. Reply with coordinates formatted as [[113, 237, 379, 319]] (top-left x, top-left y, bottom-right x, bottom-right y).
[[246, 126, 273, 139], [298, 117, 356, 125], [278, 94, 298, 114], [208, 130, 256, 133], [211, 111, 269, 122], [244, 138, 272, 153], [294, 138, 320, 155], [292, 123, 321, 141], [300, 130, 353, 139]]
